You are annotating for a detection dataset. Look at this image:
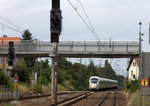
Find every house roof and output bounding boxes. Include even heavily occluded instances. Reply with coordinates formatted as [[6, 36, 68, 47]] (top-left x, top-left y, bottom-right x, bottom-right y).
[[0, 36, 20, 45], [127, 58, 139, 70], [127, 58, 133, 70], [135, 58, 139, 66]]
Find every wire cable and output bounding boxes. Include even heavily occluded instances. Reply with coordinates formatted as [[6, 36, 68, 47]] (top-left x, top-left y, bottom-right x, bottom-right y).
[[0, 15, 40, 39], [0, 22, 22, 34], [75, 0, 79, 9], [78, 0, 102, 42], [78, 0, 95, 34], [67, 0, 108, 51], [0, 15, 24, 32]]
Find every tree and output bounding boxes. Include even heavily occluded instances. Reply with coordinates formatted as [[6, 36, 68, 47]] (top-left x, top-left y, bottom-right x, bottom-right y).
[[117, 75, 125, 86], [86, 60, 98, 76], [22, 30, 32, 40], [17, 61, 30, 83], [22, 29, 36, 68], [33, 59, 51, 85], [0, 72, 12, 86], [101, 60, 117, 80]]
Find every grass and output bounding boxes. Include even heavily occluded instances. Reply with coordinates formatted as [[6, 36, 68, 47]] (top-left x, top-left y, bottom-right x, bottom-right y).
[[17, 83, 69, 94], [57, 83, 68, 92], [127, 91, 150, 106], [18, 84, 33, 94]]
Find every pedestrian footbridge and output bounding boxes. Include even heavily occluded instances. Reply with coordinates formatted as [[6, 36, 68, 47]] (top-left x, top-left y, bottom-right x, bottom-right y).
[[0, 40, 139, 58]]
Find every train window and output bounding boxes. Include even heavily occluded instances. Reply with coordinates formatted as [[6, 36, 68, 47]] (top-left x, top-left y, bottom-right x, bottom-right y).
[[91, 78, 98, 83]]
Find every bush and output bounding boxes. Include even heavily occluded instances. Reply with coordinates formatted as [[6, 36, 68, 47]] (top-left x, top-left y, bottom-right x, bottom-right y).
[[0, 72, 13, 86], [38, 76, 49, 85], [125, 79, 139, 93], [33, 84, 42, 93], [18, 62, 30, 83], [29, 84, 43, 93]]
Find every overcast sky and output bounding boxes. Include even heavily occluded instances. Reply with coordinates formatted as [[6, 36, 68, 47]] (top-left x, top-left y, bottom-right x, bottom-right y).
[[1, 0, 150, 77]]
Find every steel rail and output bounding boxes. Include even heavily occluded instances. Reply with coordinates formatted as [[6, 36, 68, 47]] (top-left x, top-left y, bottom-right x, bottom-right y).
[[0, 91, 76, 103], [96, 92, 110, 106], [111, 92, 116, 106], [49, 92, 91, 106]]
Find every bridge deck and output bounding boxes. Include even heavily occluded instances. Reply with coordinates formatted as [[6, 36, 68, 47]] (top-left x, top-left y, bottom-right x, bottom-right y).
[[0, 40, 139, 58]]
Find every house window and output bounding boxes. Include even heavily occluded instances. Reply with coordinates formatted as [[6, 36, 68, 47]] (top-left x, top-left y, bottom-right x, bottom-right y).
[[133, 62, 136, 66], [131, 70, 133, 76], [133, 74, 136, 79]]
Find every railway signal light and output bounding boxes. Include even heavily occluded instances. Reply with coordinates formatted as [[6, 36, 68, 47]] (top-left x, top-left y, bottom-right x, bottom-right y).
[[50, 9, 62, 43], [8, 42, 15, 66]]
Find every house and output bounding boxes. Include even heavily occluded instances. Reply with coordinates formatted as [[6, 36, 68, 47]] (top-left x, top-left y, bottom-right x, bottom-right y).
[[0, 35, 20, 76], [127, 58, 139, 81]]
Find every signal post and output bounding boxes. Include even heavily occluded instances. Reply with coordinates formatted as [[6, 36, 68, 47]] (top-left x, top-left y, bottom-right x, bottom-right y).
[[50, 0, 62, 105], [7, 41, 18, 99]]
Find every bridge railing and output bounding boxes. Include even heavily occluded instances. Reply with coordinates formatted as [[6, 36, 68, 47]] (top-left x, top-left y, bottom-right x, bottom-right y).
[[0, 40, 139, 54]]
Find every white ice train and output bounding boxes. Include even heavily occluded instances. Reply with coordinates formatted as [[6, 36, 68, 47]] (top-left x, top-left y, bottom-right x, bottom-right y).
[[89, 76, 118, 90]]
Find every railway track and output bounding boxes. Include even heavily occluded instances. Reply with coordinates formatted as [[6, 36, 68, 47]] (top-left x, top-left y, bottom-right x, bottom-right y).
[[0, 91, 76, 104], [0, 91, 124, 106], [49, 91, 92, 106], [96, 91, 116, 106]]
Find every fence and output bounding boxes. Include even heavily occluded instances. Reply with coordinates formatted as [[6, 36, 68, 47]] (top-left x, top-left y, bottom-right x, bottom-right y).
[[0, 85, 19, 100]]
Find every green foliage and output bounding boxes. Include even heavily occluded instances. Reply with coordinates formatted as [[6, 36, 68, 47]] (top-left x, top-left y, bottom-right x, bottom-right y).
[[101, 60, 117, 80], [33, 59, 51, 85], [56, 58, 120, 90], [18, 61, 30, 83], [38, 76, 49, 85], [22, 29, 36, 68], [33, 84, 42, 93], [125, 79, 139, 93], [25, 57, 37, 69], [30, 84, 43, 93], [0, 72, 13, 86], [22, 29, 32, 40], [86, 60, 98, 77], [13, 57, 123, 91], [117, 75, 125, 87], [57, 68, 67, 86]]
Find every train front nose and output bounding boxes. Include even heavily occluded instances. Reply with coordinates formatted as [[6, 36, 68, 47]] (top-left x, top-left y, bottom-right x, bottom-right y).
[[90, 84, 97, 90]]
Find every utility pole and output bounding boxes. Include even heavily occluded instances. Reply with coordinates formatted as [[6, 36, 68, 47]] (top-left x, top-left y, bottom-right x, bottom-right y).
[[138, 21, 143, 106], [50, 0, 62, 106]]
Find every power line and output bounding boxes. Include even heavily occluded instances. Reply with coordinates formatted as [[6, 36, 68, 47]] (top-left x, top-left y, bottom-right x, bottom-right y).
[[0, 15, 40, 39], [68, 0, 94, 34], [0, 22, 22, 34], [75, 0, 79, 9], [78, 0, 96, 34], [0, 15, 24, 32], [67, 0, 108, 51], [68, 0, 99, 40], [78, 0, 102, 42]]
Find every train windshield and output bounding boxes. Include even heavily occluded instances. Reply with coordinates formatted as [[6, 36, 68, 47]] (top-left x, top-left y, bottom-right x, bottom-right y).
[[91, 78, 98, 83]]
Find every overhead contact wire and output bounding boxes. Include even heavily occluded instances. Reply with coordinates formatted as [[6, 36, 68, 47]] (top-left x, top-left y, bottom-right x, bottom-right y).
[[67, 0, 108, 51]]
